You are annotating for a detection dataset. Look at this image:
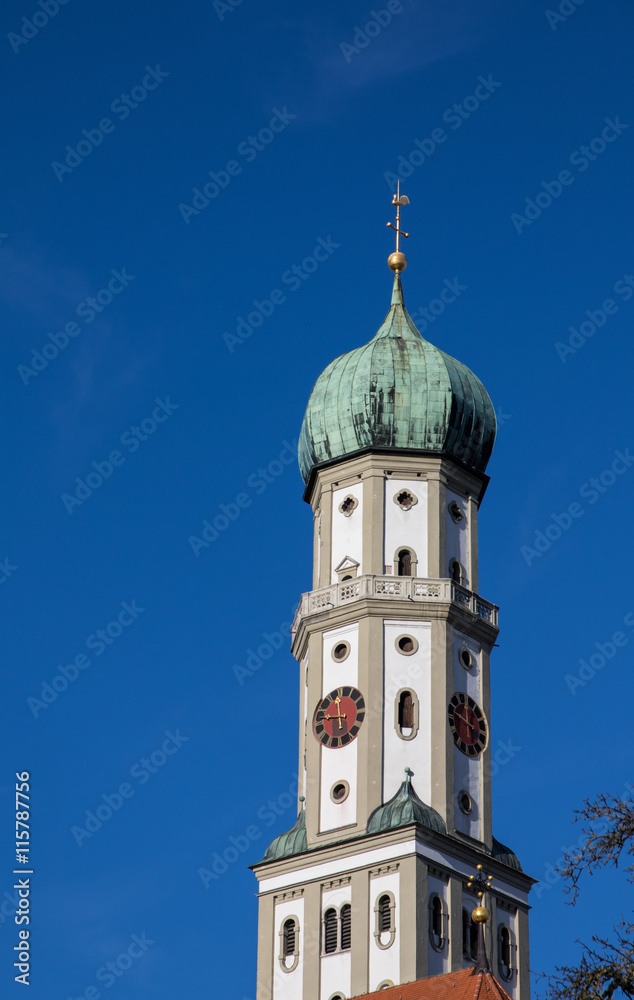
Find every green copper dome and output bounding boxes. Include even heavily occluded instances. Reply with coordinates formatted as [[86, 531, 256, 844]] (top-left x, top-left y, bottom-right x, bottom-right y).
[[366, 777, 446, 836], [491, 835, 523, 872], [261, 808, 307, 862], [298, 273, 496, 484]]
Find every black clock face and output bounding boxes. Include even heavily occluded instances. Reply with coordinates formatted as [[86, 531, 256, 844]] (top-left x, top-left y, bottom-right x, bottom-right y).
[[313, 687, 365, 748], [448, 692, 487, 757]]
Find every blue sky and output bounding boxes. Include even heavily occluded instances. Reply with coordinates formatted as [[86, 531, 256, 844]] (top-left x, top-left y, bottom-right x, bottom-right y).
[[1, 0, 634, 996]]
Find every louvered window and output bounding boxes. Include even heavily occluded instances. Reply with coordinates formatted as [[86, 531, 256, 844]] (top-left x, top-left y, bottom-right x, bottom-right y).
[[283, 918, 296, 957], [378, 895, 392, 933], [340, 904, 351, 950], [324, 908, 338, 954]]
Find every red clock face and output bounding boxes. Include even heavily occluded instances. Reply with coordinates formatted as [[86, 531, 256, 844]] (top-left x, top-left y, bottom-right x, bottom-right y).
[[448, 693, 487, 757], [313, 687, 365, 748]]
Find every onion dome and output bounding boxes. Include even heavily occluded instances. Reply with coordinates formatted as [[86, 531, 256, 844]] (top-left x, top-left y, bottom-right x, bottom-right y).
[[298, 272, 496, 484], [366, 776, 446, 836], [261, 808, 307, 862]]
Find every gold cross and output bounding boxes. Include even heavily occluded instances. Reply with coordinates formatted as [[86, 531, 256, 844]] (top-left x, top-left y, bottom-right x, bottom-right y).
[[386, 180, 410, 252]]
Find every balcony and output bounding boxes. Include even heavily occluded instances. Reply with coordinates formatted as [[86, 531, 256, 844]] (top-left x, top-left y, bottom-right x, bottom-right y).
[[294, 576, 498, 628]]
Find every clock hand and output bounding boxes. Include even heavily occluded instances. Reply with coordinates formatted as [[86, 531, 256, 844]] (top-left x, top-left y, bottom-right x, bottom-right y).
[[457, 705, 475, 733]]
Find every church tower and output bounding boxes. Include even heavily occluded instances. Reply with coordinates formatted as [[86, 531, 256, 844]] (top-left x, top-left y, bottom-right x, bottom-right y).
[[251, 192, 534, 1000]]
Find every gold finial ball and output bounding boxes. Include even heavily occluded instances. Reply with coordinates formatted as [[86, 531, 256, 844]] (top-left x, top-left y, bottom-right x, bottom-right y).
[[388, 251, 407, 272], [471, 906, 490, 924]]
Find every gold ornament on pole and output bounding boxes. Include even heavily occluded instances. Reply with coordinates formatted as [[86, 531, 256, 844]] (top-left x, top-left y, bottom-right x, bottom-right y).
[[387, 180, 410, 272], [466, 864, 494, 971]]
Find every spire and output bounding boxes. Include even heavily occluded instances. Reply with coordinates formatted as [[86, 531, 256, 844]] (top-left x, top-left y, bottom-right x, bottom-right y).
[[467, 864, 494, 973], [386, 180, 410, 274]]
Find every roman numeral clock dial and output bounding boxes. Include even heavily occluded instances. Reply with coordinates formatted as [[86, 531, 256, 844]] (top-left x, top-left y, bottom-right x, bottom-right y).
[[313, 687, 366, 749], [448, 692, 488, 757]]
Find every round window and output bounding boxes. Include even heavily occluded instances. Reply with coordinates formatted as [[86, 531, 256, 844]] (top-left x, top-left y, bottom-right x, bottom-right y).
[[332, 641, 350, 662], [395, 634, 418, 655], [449, 501, 464, 523], [459, 647, 473, 669], [458, 790, 474, 815], [330, 781, 350, 804]]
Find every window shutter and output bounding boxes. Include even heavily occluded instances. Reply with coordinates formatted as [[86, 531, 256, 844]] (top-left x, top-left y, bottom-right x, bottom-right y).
[[340, 904, 351, 950], [283, 919, 296, 957], [378, 895, 391, 933], [324, 909, 338, 953]]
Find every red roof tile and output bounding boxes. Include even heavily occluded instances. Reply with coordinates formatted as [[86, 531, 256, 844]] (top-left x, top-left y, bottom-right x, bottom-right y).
[[351, 967, 513, 1000]]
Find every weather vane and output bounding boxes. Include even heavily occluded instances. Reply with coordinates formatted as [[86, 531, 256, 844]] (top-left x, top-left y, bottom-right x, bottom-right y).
[[387, 180, 410, 273]]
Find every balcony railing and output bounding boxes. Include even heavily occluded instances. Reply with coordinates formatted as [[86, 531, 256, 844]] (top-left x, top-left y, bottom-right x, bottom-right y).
[[295, 576, 498, 628]]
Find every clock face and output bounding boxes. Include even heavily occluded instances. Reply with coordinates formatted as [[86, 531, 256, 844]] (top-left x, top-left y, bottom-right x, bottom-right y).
[[313, 687, 365, 748], [448, 692, 487, 757]]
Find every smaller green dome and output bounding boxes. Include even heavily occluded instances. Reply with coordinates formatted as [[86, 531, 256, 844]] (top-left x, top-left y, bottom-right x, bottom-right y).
[[261, 808, 307, 863], [491, 835, 523, 872], [366, 777, 446, 835]]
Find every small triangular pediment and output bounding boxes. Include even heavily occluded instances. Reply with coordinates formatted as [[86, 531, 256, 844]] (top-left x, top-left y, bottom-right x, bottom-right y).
[[335, 556, 359, 573]]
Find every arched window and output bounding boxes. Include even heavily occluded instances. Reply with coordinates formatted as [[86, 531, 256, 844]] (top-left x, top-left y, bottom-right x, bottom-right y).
[[462, 908, 478, 960], [324, 908, 338, 954], [428, 894, 445, 951], [374, 891, 396, 949], [398, 691, 414, 729], [283, 918, 296, 957], [397, 549, 412, 576], [340, 904, 351, 951], [279, 915, 300, 973], [450, 559, 462, 584], [394, 688, 419, 741], [378, 895, 392, 933], [497, 924, 514, 981]]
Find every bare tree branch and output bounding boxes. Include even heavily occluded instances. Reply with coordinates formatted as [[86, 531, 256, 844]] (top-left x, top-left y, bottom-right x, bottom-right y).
[[556, 793, 634, 903], [541, 922, 634, 1000]]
